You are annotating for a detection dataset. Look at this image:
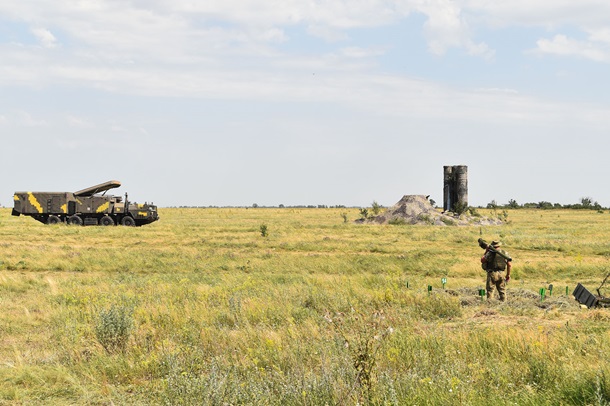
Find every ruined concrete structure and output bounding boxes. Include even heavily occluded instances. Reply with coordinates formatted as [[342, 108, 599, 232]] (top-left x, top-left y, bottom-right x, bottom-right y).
[[443, 165, 468, 212]]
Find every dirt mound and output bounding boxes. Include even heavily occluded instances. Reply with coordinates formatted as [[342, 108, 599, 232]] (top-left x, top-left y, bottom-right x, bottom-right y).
[[361, 195, 503, 226]]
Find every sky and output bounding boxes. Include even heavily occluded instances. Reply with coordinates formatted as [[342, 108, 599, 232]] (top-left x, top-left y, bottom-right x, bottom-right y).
[[2, 1, 610, 208]]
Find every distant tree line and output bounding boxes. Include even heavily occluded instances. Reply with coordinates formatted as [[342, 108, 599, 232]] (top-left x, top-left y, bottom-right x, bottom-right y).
[[135, 198, 608, 211], [486, 197, 605, 211], [169, 204, 350, 209]]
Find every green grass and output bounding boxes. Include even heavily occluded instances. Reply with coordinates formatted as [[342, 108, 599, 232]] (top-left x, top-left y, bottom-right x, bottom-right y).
[[1, 207, 610, 404]]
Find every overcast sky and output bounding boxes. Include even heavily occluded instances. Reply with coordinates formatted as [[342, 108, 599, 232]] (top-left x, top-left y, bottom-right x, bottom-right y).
[[2, 1, 610, 208]]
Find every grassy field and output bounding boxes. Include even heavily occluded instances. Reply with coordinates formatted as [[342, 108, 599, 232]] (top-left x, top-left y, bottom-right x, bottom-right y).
[[1, 206, 610, 405]]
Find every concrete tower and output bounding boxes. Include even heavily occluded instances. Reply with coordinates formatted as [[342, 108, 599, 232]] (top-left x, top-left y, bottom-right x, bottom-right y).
[[443, 165, 468, 212]]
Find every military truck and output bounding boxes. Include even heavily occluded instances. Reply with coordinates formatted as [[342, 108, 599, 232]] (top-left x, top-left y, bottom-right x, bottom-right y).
[[12, 180, 159, 226]]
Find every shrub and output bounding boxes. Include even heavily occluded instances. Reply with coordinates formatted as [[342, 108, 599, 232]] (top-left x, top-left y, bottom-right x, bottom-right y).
[[581, 197, 593, 208], [417, 214, 435, 225], [94, 304, 134, 354], [388, 217, 407, 226], [440, 217, 456, 226], [325, 308, 393, 403], [453, 202, 468, 215], [340, 212, 349, 223], [371, 201, 383, 216], [537, 201, 553, 209], [468, 207, 481, 217]]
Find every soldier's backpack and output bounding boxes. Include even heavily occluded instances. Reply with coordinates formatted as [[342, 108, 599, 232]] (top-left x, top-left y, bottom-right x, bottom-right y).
[[483, 250, 507, 271]]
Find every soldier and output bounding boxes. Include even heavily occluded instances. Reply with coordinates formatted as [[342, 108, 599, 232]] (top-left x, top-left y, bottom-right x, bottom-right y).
[[480, 240, 512, 301]]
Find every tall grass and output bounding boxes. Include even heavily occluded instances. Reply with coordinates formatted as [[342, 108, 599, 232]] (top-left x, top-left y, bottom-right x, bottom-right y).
[[1, 207, 610, 403]]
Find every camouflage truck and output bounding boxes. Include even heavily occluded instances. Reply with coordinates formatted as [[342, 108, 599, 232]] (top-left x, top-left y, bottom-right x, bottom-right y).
[[12, 180, 159, 226]]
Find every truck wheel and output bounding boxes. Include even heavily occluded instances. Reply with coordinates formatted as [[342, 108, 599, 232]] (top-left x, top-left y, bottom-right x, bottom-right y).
[[47, 215, 62, 225], [121, 216, 136, 227], [100, 216, 115, 226], [67, 215, 84, 226]]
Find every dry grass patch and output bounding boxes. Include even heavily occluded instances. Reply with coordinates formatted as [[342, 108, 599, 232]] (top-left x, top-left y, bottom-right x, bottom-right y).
[[1, 207, 610, 404]]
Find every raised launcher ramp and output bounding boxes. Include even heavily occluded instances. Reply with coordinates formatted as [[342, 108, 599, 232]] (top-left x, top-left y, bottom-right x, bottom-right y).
[[74, 180, 121, 196]]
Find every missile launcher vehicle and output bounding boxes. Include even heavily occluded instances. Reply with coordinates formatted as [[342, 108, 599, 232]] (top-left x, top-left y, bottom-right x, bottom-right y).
[[12, 180, 159, 226]]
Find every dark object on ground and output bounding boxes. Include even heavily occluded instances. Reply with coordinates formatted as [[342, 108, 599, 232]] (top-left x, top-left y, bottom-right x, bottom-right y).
[[573, 283, 599, 308]]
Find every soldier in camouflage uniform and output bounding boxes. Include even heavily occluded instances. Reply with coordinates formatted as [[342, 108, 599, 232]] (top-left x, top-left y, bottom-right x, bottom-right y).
[[480, 240, 512, 301]]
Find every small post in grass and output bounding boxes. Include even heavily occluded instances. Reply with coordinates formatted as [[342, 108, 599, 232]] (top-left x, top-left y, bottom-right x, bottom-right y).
[[479, 288, 486, 301], [441, 277, 447, 289], [548, 284, 553, 296], [428, 285, 432, 295], [539, 288, 546, 302], [405, 281, 409, 289]]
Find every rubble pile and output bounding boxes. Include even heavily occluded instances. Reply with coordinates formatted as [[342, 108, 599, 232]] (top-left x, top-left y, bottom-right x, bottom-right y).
[[360, 195, 503, 226]]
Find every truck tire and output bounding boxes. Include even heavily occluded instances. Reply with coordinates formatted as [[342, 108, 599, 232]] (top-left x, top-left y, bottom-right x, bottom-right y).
[[121, 216, 136, 227], [100, 215, 115, 226], [67, 215, 84, 226], [47, 215, 62, 225]]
